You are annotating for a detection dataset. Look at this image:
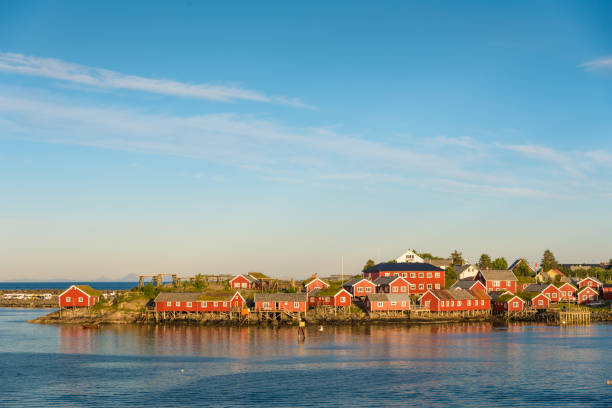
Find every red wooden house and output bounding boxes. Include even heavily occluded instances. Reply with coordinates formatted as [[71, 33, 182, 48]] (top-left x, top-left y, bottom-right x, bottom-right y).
[[304, 277, 329, 293], [343, 278, 376, 298], [555, 282, 577, 302], [229, 274, 260, 290], [530, 292, 550, 309], [365, 293, 411, 312], [577, 286, 599, 304], [59, 285, 102, 308], [476, 270, 518, 293], [418, 289, 490, 312], [154, 291, 245, 312], [490, 291, 524, 313], [254, 293, 308, 313], [540, 284, 562, 302], [449, 280, 487, 292], [577, 277, 603, 290], [308, 287, 352, 308], [374, 276, 410, 294], [602, 284, 612, 300], [363, 262, 444, 294]]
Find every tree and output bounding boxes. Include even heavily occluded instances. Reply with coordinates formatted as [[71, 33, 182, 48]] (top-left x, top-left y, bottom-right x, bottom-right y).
[[513, 259, 533, 277], [445, 266, 457, 288], [541, 249, 558, 272], [451, 250, 464, 266], [143, 283, 159, 299], [491, 257, 508, 270], [478, 254, 492, 270], [193, 274, 207, 289], [362, 259, 376, 272]]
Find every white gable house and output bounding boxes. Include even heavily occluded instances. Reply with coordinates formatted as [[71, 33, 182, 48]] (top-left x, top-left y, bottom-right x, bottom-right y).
[[395, 250, 424, 263]]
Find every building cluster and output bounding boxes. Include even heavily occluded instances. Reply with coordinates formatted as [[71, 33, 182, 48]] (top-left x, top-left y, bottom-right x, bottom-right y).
[[57, 250, 611, 317]]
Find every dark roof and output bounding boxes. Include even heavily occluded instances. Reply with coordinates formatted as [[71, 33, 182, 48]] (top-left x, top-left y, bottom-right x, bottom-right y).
[[454, 265, 477, 275], [479, 270, 517, 281], [254, 293, 307, 302], [154, 292, 202, 302], [427, 259, 453, 268], [365, 262, 442, 273], [373, 276, 395, 285], [523, 284, 549, 293], [450, 280, 480, 290], [489, 291, 511, 301], [427, 288, 490, 301]]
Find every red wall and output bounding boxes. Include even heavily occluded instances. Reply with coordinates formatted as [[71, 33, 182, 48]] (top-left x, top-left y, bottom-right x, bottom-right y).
[[578, 288, 598, 304], [230, 275, 252, 289], [59, 287, 98, 307], [305, 280, 328, 292], [156, 295, 244, 312], [308, 291, 351, 307], [351, 281, 376, 298], [557, 284, 577, 301], [255, 300, 306, 312], [367, 298, 410, 312], [365, 270, 444, 294], [542, 286, 561, 302], [531, 294, 549, 309]]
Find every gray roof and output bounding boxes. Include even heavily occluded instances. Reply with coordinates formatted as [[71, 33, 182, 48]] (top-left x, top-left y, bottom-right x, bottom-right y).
[[450, 280, 479, 290], [154, 292, 202, 302], [427, 259, 453, 268], [479, 269, 517, 281], [373, 276, 395, 285], [367, 293, 412, 302], [254, 293, 308, 302], [454, 264, 477, 274], [488, 291, 510, 301], [523, 284, 549, 293]]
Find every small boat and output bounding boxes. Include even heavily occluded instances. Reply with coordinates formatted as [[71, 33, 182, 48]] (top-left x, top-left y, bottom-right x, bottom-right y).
[[82, 324, 100, 329]]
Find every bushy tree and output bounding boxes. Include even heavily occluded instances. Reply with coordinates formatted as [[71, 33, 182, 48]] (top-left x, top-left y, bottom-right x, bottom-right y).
[[491, 257, 508, 270], [478, 254, 492, 270], [451, 250, 464, 265], [362, 259, 376, 271], [513, 259, 533, 277], [143, 283, 159, 299], [541, 249, 558, 272], [193, 274, 207, 289], [445, 266, 457, 288]]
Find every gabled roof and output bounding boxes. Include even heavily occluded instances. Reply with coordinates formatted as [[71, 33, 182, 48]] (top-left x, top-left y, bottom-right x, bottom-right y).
[[450, 280, 481, 290], [365, 262, 443, 273], [579, 276, 603, 285], [76, 285, 102, 297], [478, 269, 517, 281], [373, 276, 408, 286], [454, 264, 478, 275], [254, 293, 308, 302], [577, 286, 598, 294], [248, 272, 268, 280], [427, 259, 453, 269], [304, 277, 329, 287], [523, 284, 549, 293], [509, 259, 534, 272], [154, 292, 202, 302], [367, 293, 413, 302], [497, 293, 524, 303], [231, 274, 259, 284], [489, 290, 512, 301], [198, 291, 243, 301], [554, 281, 577, 289], [343, 278, 374, 287], [309, 286, 350, 297]]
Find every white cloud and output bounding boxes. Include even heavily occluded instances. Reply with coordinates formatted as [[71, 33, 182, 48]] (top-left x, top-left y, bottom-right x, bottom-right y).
[[0, 52, 314, 108], [585, 150, 612, 167], [580, 56, 612, 71], [496, 143, 583, 178]]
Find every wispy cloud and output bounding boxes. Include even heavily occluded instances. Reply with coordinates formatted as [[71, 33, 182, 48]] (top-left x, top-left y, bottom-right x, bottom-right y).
[[580, 56, 612, 71], [496, 143, 583, 178], [0, 52, 314, 108]]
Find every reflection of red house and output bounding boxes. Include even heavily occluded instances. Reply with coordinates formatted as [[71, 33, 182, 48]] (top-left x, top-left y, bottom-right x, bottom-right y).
[[59, 285, 101, 308], [304, 277, 329, 293], [154, 292, 245, 312], [577, 287, 598, 304], [308, 287, 351, 307], [342, 278, 376, 298]]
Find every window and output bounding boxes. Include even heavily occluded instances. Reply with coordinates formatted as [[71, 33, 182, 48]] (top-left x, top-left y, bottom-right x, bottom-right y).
[[410, 273, 416, 278], [467, 300, 471, 306], [435, 284, 440, 289], [339, 297, 346, 302], [481, 300, 484, 306], [419, 284, 424, 290], [175, 301, 181, 306], [512, 302, 518, 308], [294, 302, 299, 308], [392, 287, 398, 292], [552, 292, 557, 298], [66, 297, 71, 302], [310, 298, 315, 303], [391, 301, 396, 306], [166, 301, 172, 307], [263, 302, 269, 308], [451, 301, 454, 307], [78, 297, 83, 303], [384, 272, 390, 277], [402, 301, 406, 307], [427, 284, 432, 289], [493, 281, 500, 287], [418, 273, 424, 278], [365, 287, 372, 293], [186, 302, 192, 308], [377, 302, 383, 307], [561, 291, 566, 297], [213, 301, 218, 307], [427, 272, 432, 278], [457, 301, 462, 306], [538, 300, 543, 306], [242, 282, 247, 288], [201, 302, 207, 307], [402, 273, 407, 278], [325, 297, 330, 301], [357, 287, 364, 293], [506, 281, 511, 286], [394, 273, 399, 277], [435, 272, 440, 278], [223, 302, 227, 307], [401, 286, 407, 292], [410, 284, 416, 290], [284, 302, 288, 305], [424, 300, 430, 307]]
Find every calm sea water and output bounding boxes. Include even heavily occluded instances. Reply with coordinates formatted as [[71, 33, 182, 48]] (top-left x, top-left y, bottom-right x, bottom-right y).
[[0, 308, 610, 407], [0, 282, 137, 291]]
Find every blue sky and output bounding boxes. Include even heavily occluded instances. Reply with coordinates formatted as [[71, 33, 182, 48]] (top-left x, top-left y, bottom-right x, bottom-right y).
[[1, 1, 612, 280]]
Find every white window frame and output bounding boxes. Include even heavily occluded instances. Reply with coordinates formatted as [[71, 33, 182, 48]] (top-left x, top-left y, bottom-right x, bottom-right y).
[[294, 302, 299, 308], [377, 302, 383, 307], [435, 284, 440, 289], [365, 287, 372, 293], [166, 301, 172, 307], [434, 272, 440, 278], [357, 287, 364, 293], [186, 302, 192, 308], [418, 273, 424, 278], [213, 301, 218, 307], [66, 296, 71, 302], [175, 301, 181, 306], [427, 272, 432, 278], [410, 273, 416, 278]]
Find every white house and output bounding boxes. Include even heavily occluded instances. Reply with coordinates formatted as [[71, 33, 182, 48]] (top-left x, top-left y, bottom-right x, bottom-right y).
[[395, 249, 424, 263], [455, 264, 480, 280]]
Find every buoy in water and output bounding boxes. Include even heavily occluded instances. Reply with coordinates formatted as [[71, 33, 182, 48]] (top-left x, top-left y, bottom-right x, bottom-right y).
[[319, 325, 323, 332], [606, 379, 612, 385], [180, 369, 184, 373]]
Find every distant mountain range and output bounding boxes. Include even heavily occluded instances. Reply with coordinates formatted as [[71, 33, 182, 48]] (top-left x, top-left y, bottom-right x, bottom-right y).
[[2, 273, 139, 282]]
